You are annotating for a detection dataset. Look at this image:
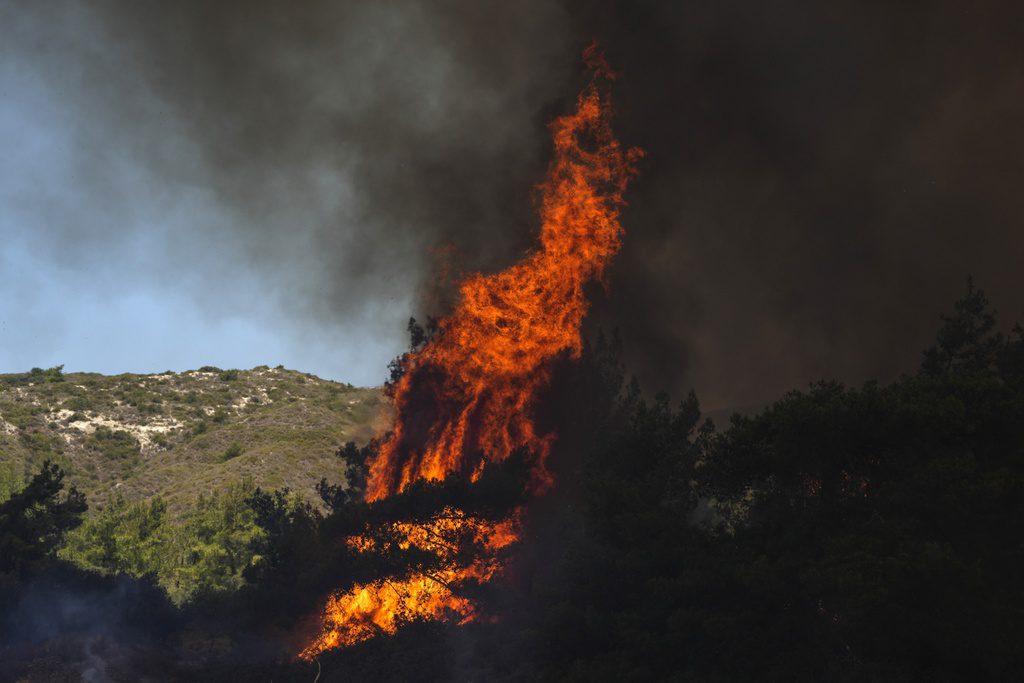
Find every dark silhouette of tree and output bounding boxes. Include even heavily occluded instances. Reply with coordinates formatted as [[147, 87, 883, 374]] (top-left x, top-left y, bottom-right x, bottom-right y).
[[923, 276, 1005, 374], [0, 460, 86, 576]]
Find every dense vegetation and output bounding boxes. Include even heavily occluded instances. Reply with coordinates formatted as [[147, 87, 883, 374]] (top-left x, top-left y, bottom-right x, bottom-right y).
[[58, 482, 268, 604], [0, 365, 384, 512], [1, 281, 1022, 680], [487, 280, 1024, 681]]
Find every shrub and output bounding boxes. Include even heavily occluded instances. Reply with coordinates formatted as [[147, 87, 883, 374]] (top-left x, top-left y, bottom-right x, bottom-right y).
[[139, 402, 163, 416], [84, 427, 140, 462], [64, 396, 93, 412], [220, 443, 244, 462], [20, 430, 63, 456], [31, 365, 64, 383]]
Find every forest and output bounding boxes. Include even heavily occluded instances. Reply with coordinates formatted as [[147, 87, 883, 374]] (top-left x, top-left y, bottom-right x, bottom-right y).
[[1, 280, 1022, 681]]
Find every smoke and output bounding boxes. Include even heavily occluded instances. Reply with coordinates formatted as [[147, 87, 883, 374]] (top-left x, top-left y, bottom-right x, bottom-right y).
[[3, 0, 1023, 405], [573, 0, 1024, 409], [0, 1, 575, 383], [0, 567, 180, 682]]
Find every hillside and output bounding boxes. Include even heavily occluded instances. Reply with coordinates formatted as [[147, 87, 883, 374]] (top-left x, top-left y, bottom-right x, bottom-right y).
[[0, 365, 387, 514]]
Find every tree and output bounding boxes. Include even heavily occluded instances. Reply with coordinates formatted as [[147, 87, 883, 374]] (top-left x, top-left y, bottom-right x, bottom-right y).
[[923, 276, 1005, 374], [163, 480, 265, 603], [0, 461, 86, 576], [61, 495, 169, 577]]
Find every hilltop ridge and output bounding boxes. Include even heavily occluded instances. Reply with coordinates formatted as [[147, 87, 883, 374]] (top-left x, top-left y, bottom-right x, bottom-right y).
[[0, 365, 387, 514]]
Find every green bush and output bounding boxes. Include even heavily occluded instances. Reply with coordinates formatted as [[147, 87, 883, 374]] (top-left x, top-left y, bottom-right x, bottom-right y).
[[85, 427, 140, 461], [0, 365, 64, 387], [139, 402, 163, 416], [29, 365, 64, 383], [220, 443, 244, 462], [0, 400, 43, 429], [64, 396, 94, 412], [20, 430, 63, 456]]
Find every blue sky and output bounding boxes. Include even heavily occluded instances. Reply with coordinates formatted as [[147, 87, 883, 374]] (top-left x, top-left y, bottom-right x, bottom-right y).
[[0, 11, 410, 386]]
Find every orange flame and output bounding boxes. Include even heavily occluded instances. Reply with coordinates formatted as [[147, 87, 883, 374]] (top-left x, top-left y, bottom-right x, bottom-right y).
[[300, 46, 640, 659], [299, 510, 519, 658], [366, 46, 643, 501]]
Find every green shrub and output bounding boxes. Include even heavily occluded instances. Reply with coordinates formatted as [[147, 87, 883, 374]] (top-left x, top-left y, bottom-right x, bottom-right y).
[[0, 400, 43, 429], [139, 402, 163, 416], [218, 370, 239, 382], [64, 396, 93, 412], [221, 443, 244, 462], [20, 430, 63, 456], [0, 365, 64, 386], [85, 427, 140, 461], [30, 365, 65, 383]]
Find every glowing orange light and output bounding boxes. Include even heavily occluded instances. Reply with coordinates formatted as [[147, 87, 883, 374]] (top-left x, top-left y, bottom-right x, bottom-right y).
[[301, 45, 640, 660]]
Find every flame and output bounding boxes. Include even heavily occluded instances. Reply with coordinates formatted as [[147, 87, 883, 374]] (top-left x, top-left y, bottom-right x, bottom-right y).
[[366, 45, 642, 501], [300, 45, 640, 659], [300, 510, 519, 658]]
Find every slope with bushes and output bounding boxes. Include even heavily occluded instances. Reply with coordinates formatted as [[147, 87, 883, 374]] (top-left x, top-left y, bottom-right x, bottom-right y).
[[0, 366, 386, 515]]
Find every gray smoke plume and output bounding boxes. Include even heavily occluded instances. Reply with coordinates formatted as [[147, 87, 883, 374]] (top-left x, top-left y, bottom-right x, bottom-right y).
[[3, 0, 1023, 407], [0, 1, 576, 384]]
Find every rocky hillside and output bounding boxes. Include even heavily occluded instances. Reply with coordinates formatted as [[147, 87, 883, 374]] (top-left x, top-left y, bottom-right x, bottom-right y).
[[0, 365, 386, 514]]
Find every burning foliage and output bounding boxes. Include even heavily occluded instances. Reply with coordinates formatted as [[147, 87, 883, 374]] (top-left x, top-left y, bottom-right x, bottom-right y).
[[301, 45, 642, 659], [367, 45, 642, 500]]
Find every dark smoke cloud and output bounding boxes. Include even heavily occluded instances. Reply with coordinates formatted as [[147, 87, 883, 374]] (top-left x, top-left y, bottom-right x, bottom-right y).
[[575, 0, 1024, 409], [5, 1, 1023, 408], [1, 1, 575, 380], [86, 0, 577, 310]]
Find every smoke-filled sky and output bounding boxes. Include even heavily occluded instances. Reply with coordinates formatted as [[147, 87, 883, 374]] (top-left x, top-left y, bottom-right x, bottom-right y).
[[2, 1, 1023, 409]]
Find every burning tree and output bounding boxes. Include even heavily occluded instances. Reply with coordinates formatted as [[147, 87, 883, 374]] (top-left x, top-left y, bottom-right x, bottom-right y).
[[300, 45, 642, 659]]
